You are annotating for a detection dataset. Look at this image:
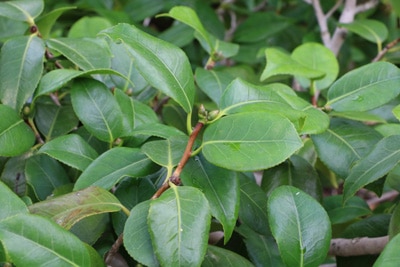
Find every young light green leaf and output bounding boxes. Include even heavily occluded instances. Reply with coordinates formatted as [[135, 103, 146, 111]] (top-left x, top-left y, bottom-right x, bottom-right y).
[[0, 181, 28, 220], [0, 104, 35, 157], [39, 134, 98, 171], [292, 42, 339, 90], [74, 147, 156, 190], [202, 112, 303, 171], [124, 200, 159, 267], [25, 154, 71, 200], [0, 0, 43, 23], [0, 213, 90, 266], [181, 155, 239, 243], [101, 23, 195, 113], [36, 6, 76, 39], [46, 38, 111, 70], [29, 186, 122, 230], [71, 78, 123, 143], [202, 245, 254, 267], [343, 135, 400, 203], [326, 62, 400, 112], [0, 35, 45, 112], [393, 104, 400, 121], [68, 16, 112, 38], [261, 48, 325, 82], [373, 234, 400, 267], [148, 185, 211, 267], [340, 19, 388, 44], [268, 186, 331, 267]]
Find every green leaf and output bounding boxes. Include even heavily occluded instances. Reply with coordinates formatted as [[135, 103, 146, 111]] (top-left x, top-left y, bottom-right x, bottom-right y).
[[25, 154, 70, 200], [311, 118, 382, 178], [71, 78, 123, 143], [132, 123, 186, 139], [202, 245, 254, 267], [0, 181, 28, 220], [29, 186, 122, 230], [0, 35, 45, 111], [0, 104, 35, 157], [202, 112, 303, 171], [343, 135, 400, 203], [39, 134, 98, 171], [158, 22, 194, 48], [326, 62, 400, 112], [101, 23, 195, 113], [330, 111, 386, 123], [74, 147, 156, 190], [181, 155, 239, 243], [36, 6, 76, 39], [324, 195, 371, 225], [340, 19, 388, 44], [68, 16, 112, 38], [268, 186, 331, 267], [393, 104, 400, 121], [148, 185, 211, 267], [114, 89, 135, 136], [124, 200, 159, 267], [238, 174, 270, 236], [0, 213, 90, 266], [389, 204, 400, 238], [261, 48, 325, 82], [141, 136, 188, 168], [373, 234, 400, 267], [0, 0, 43, 23], [292, 42, 339, 90], [46, 38, 111, 70], [0, 153, 29, 197]]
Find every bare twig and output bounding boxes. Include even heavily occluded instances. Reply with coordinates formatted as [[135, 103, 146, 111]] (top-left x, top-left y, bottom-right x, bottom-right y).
[[312, 0, 332, 47], [326, 0, 343, 18], [105, 233, 124, 265], [367, 190, 399, 210], [372, 37, 400, 62], [355, 0, 379, 14], [329, 236, 389, 256]]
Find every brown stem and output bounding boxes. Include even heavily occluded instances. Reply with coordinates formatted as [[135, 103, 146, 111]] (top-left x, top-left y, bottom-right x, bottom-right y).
[[151, 122, 204, 200], [104, 233, 124, 265], [372, 37, 400, 62], [367, 190, 399, 210], [329, 236, 389, 256]]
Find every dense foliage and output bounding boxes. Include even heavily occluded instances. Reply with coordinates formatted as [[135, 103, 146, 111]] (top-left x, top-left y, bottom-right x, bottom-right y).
[[1, 0, 400, 266]]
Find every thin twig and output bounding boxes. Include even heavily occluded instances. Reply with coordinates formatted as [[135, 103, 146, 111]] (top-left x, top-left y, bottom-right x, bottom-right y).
[[372, 37, 400, 62], [355, 0, 379, 14], [105, 233, 124, 265], [312, 0, 331, 47], [326, 0, 343, 18], [329, 236, 389, 256], [367, 190, 399, 210]]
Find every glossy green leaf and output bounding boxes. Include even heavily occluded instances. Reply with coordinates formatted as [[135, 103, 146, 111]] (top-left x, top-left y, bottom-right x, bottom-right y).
[[29, 186, 122, 230], [101, 23, 195, 113], [25, 154, 70, 200], [238, 174, 270, 235], [343, 135, 400, 203], [324, 195, 371, 225], [132, 123, 186, 139], [114, 89, 136, 136], [0, 105, 35, 157], [261, 48, 325, 82], [68, 16, 112, 38], [0, 35, 45, 111], [373, 234, 400, 267], [36, 68, 132, 98], [46, 38, 111, 70], [124, 200, 159, 267], [292, 42, 339, 90], [141, 136, 188, 168], [312, 118, 382, 178], [330, 111, 386, 123], [0, 0, 43, 22], [74, 147, 156, 190], [195, 32, 239, 59], [268, 186, 331, 267], [326, 62, 400, 112], [202, 112, 302, 171], [71, 78, 123, 143], [0, 181, 28, 220], [181, 155, 239, 243], [0, 213, 90, 266], [36, 6, 76, 39], [39, 134, 98, 171], [202, 245, 254, 267], [0, 153, 29, 196], [148, 185, 211, 267], [236, 223, 284, 267], [340, 19, 388, 44], [262, 155, 322, 201]]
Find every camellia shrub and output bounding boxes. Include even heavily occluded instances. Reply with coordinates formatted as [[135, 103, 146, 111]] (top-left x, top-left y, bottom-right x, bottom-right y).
[[1, 0, 400, 266]]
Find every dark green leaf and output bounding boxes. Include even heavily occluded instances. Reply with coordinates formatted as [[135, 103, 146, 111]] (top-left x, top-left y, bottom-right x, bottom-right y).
[[181, 155, 239, 243], [0, 0, 43, 22], [132, 123, 186, 139], [327, 62, 400, 112], [373, 234, 400, 267], [0, 181, 28, 220], [202, 245, 254, 267], [39, 134, 98, 171], [148, 185, 211, 267], [71, 78, 123, 143], [343, 135, 400, 203], [0, 104, 35, 157], [324, 195, 371, 225], [268, 186, 331, 267], [101, 23, 195, 113], [202, 112, 302, 171], [389, 204, 400, 238], [0, 35, 45, 111], [29, 186, 122, 230], [74, 147, 156, 190], [0, 154, 29, 196]]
